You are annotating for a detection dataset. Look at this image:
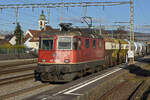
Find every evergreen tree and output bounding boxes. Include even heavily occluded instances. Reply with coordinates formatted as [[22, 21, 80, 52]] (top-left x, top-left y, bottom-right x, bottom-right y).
[[14, 23, 23, 45]]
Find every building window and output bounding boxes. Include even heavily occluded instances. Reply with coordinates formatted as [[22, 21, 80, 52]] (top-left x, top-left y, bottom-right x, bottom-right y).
[[40, 21, 42, 25], [36, 42, 39, 46], [92, 40, 96, 48], [85, 39, 89, 48]]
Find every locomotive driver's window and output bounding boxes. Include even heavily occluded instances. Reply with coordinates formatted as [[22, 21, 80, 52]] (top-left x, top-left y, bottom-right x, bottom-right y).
[[58, 37, 71, 49], [42, 40, 54, 50]]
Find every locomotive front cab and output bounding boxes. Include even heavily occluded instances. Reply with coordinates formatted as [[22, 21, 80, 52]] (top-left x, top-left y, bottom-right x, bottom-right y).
[[38, 36, 56, 64], [38, 35, 78, 64], [36, 35, 79, 82]]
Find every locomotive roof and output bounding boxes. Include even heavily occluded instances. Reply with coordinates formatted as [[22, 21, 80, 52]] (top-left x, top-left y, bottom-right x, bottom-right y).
[[40, 28, 103, 39]]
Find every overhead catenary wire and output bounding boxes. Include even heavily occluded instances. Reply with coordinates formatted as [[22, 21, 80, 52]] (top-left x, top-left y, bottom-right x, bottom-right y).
[[0, 1, 131, 28], [0, 1, 130, 9]]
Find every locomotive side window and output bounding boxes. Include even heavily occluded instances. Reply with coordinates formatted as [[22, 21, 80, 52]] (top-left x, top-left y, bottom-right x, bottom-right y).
[[73, 38, 78, 50], [39, 37, 41, 49], [85, 39, 89, 48], [78, 38, 81, 50], [99, 40, 101, 48], [58, 37, 71, 50], [92, 40, 96, 48], [42, 40, 54, 50]]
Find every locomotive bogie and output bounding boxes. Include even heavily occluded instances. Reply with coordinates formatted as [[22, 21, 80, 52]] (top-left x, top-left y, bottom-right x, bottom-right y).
[[35, 60, 104, 82]]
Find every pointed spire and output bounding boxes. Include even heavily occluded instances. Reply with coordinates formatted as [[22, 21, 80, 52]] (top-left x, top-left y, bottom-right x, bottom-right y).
[[39, 10, 46, 20], [42, 10, 44, 14]]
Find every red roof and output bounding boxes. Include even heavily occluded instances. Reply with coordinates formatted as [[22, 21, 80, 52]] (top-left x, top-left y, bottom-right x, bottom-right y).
[[28, 29, 41, 37], [25, 25, 59, 42], [45, 26, 53, 31]]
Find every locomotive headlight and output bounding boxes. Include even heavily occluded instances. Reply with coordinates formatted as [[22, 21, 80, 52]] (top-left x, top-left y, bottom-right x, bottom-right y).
[[42, 59, 46, 63], [64, 59, 70, 63]]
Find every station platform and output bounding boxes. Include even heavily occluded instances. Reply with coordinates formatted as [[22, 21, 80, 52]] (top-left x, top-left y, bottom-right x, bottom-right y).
[[25, 64, 128, 100]]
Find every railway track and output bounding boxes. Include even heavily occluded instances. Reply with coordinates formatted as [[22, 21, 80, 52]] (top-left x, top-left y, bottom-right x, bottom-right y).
[[0, 73, 34, 86], [0, 64, 36, 75], [127, 80, 145, 100], [99, 80, 129, 100], [0, 83, 52, 100], [0, 58, 37, 69], [99, 80, 145, 100], [0, 63, 54, 100], [0, 61, 56, 100]]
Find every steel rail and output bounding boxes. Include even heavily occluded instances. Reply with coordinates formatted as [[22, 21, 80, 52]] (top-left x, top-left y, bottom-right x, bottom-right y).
[[0, 66, 36, 75], [0, 83, 51, 100], [0, 73, 34, 86]]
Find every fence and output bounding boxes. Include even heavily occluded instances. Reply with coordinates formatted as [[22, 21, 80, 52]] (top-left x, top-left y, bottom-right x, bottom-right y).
[[0, 48, 26, 54], [0, 48, 37, 60]]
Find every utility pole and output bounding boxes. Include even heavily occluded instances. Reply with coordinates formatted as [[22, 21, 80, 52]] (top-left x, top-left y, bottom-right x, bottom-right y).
[[15, 7, 18, 24], [129, 0, 134, 64], [83, 6, 87, 17], [47, 8, 50, 24], [60, 0, 64, 22]]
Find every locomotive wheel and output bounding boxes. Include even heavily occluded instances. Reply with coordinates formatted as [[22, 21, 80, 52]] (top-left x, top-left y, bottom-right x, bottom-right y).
[[95, 66, 99, 72], [77, 71, 83, 78], [40, 73, 49, 82]]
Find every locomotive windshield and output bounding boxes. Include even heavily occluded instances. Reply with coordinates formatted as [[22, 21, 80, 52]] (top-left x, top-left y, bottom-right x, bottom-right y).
[[42, 39, 54, 50], [58, 37, 71, 50]]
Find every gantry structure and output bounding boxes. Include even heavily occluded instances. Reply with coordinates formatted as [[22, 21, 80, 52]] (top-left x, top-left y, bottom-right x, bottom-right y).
[[0, 1, 134, 64]]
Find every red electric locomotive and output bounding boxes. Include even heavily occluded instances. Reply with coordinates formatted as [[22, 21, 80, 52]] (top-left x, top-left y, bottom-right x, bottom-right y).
[[35, 23, 105, 82]]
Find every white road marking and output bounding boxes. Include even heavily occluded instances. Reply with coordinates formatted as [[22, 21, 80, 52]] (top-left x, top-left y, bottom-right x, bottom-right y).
[[64, 92, 83, 96], [52, 67, 123, 96], [41, 98, 47, 100], [64, 68, 122, 95], [52, 73, 105, 96]]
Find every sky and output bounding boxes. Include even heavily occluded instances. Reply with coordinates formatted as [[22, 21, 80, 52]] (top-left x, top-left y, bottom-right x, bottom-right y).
[[0, 0, 149, 34]]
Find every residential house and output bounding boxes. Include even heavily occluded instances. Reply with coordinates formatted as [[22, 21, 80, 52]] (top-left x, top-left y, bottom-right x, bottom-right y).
[[0, 34, 5, 39]]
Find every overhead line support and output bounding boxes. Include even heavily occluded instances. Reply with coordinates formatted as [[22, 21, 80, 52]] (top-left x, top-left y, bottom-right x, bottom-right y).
[[0, 1, 130, 9], [129, 0, 134, 64]]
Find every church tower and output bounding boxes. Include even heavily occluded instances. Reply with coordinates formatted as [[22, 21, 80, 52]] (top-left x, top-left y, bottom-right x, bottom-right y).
[[39, 10, 46, 30]]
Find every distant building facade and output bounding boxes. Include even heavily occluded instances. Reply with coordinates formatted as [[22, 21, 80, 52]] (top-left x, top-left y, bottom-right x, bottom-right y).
[[0, 34, 5, 39], [9, 36, 16, 45]]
